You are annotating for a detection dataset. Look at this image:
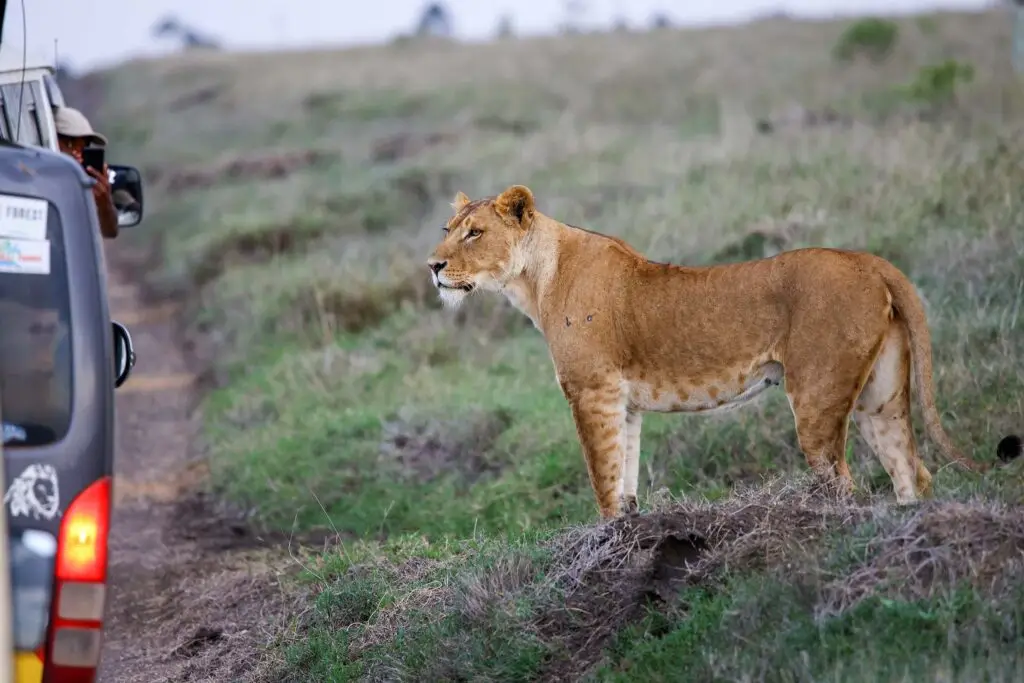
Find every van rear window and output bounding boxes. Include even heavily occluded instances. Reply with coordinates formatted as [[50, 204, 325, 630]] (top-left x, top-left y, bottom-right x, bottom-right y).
[[0, 194, 73, 447]]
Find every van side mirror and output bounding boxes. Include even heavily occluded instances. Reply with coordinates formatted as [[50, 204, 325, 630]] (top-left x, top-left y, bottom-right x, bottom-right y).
[[107, 164, 145, 228], [112, 321, 136, 388]]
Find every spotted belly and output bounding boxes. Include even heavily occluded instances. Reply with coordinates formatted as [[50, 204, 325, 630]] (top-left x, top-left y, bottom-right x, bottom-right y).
[[629, 361, 784, 414]]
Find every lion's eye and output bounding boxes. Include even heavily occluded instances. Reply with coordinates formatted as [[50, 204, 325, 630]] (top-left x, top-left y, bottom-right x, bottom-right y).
[[466, 228, 482, 238], [442, 226, 450, 234]]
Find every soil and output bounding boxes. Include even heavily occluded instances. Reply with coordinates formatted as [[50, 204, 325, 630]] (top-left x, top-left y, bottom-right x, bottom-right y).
[[95, 244, 308, 683]]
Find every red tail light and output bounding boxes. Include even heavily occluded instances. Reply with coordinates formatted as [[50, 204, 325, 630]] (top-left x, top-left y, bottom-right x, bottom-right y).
[[44, 476, 112, 683], [55, 477, 110, 584]]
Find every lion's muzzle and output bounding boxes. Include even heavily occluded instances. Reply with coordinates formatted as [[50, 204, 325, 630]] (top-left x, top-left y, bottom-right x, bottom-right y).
[[427, 258, 473, 292]]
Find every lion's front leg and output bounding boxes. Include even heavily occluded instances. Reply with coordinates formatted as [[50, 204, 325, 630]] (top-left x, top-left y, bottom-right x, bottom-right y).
[[567, 384, 628, 519]]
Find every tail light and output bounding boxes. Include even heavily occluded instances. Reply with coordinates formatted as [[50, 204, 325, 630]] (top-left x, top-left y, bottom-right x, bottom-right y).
[[43, 476, 112, 683]]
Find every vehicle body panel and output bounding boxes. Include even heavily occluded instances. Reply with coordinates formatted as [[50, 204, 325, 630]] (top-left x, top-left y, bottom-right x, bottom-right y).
[[1, 140, 115, 681]]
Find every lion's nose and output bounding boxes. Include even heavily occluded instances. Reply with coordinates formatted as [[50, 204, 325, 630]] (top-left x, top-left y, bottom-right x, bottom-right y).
[[428, 259, 447, 275]]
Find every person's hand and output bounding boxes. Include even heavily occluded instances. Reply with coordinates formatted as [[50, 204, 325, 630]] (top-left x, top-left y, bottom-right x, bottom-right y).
[[87, 163, 111, 204]]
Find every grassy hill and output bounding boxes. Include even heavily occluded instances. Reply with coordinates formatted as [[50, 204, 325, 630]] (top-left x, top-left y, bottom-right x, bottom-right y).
[[93, 8, 1023, 681]]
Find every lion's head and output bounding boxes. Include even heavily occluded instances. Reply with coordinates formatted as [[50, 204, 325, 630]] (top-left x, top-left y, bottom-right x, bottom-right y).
[[426, 184, 536, 308]]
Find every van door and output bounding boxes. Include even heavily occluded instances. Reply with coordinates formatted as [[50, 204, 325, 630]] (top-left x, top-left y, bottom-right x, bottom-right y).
[[1, 180, 74, 681]]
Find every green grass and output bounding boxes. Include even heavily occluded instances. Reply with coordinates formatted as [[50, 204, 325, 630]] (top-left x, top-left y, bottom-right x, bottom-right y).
[[597, 579, 1024, 682], [93, 6, 1024, 681]]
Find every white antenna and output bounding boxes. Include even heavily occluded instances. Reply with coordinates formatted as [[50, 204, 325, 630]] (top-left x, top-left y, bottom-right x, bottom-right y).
[[14, 0, 28, 141]]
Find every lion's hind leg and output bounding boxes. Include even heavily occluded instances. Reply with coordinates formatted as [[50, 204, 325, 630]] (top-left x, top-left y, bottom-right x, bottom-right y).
[[620, 410, 642, 515], [785, 394, 856, 500], [853, 320, 931, 504], [783, 342, 880, 501]]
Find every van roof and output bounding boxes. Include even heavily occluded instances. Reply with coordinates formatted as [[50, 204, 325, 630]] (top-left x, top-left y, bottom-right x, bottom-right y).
[[0, 42, 55, 74]]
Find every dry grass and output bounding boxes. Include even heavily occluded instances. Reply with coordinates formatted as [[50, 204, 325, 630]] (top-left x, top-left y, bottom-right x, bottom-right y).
[[818, 499, 1024, 619]]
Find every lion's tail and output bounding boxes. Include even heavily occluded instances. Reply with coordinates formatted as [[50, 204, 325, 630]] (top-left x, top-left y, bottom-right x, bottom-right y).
[[874, 258, 992, 473]]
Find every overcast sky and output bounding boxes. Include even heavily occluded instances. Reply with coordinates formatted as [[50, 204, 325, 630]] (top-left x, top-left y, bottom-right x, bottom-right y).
[[2, 0, 997, 72]]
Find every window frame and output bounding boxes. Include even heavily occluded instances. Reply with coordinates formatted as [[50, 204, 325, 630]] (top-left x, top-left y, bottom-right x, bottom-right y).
[[27, 81, 52, 149], [0, 81, 44, 147], [0, 88, 12, 141]]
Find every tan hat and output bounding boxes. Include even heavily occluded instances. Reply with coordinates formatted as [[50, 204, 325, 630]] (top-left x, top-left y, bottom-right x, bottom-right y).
[[54, 106, 108, 146]]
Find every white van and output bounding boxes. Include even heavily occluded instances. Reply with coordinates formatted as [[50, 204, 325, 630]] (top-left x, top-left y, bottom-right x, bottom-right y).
[[0, 42, 67, 151]]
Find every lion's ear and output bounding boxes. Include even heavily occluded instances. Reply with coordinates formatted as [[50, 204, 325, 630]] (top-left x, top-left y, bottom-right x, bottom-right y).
[[451, 191, 471, 212], [494, 185, 535, 228]]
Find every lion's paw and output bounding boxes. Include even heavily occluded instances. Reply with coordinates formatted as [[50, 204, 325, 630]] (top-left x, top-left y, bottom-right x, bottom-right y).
[[620, 494, 640, 516]]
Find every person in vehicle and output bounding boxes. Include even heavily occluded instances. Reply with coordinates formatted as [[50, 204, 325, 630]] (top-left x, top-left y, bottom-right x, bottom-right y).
[[54, 106, 119, 239]]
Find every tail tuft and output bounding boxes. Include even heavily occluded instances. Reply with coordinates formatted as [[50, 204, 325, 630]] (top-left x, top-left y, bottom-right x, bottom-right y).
[[996, 434, 1023, 463]]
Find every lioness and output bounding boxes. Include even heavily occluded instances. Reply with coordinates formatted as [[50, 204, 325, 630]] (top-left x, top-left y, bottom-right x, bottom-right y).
[[427, 184, 1021, 518]]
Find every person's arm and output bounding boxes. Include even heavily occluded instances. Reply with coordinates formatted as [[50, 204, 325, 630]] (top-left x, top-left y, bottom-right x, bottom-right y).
[[87, 165, 119, 239], [96, 195, 119, 239]]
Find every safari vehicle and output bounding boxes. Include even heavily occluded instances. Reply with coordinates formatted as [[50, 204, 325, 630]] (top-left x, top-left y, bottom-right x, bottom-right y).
[[2, 0, 146, 676], [1, 33, 146, 683]]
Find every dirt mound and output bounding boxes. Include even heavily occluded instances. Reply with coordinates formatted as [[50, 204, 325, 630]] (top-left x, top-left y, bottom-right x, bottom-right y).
[[380, 409, 514, 484], [708, 209, 827, 264], [190, 221, 330, 287], [533, 478, 868, 678], [147, 149, 337, 195], [755, 103, 852, 134], [528, 481, 1024, 680], [371, 130, 459, 163], [167, 489, 341, 552], [167, 83, 227, 113]]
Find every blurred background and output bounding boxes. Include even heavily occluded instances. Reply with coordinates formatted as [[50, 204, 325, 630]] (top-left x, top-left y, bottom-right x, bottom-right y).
[[11, 0, 998, 70]]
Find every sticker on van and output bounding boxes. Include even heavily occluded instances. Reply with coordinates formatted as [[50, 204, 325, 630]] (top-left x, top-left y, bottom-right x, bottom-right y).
[[4, 464, 61, 520], [0, 194, 48, 241], [0, 238, 50, 275]]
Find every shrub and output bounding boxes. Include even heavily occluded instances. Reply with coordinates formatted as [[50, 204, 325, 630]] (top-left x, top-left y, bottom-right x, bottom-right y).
[[833, 18, 899, 62], [902, 59, 975, 106]]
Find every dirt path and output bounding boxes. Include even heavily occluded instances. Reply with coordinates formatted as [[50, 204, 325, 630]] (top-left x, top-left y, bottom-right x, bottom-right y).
[[95, 245, 304, 683]]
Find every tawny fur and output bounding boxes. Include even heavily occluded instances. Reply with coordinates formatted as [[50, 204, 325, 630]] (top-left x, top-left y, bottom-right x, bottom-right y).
[[427, 185, 1017, 519]]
